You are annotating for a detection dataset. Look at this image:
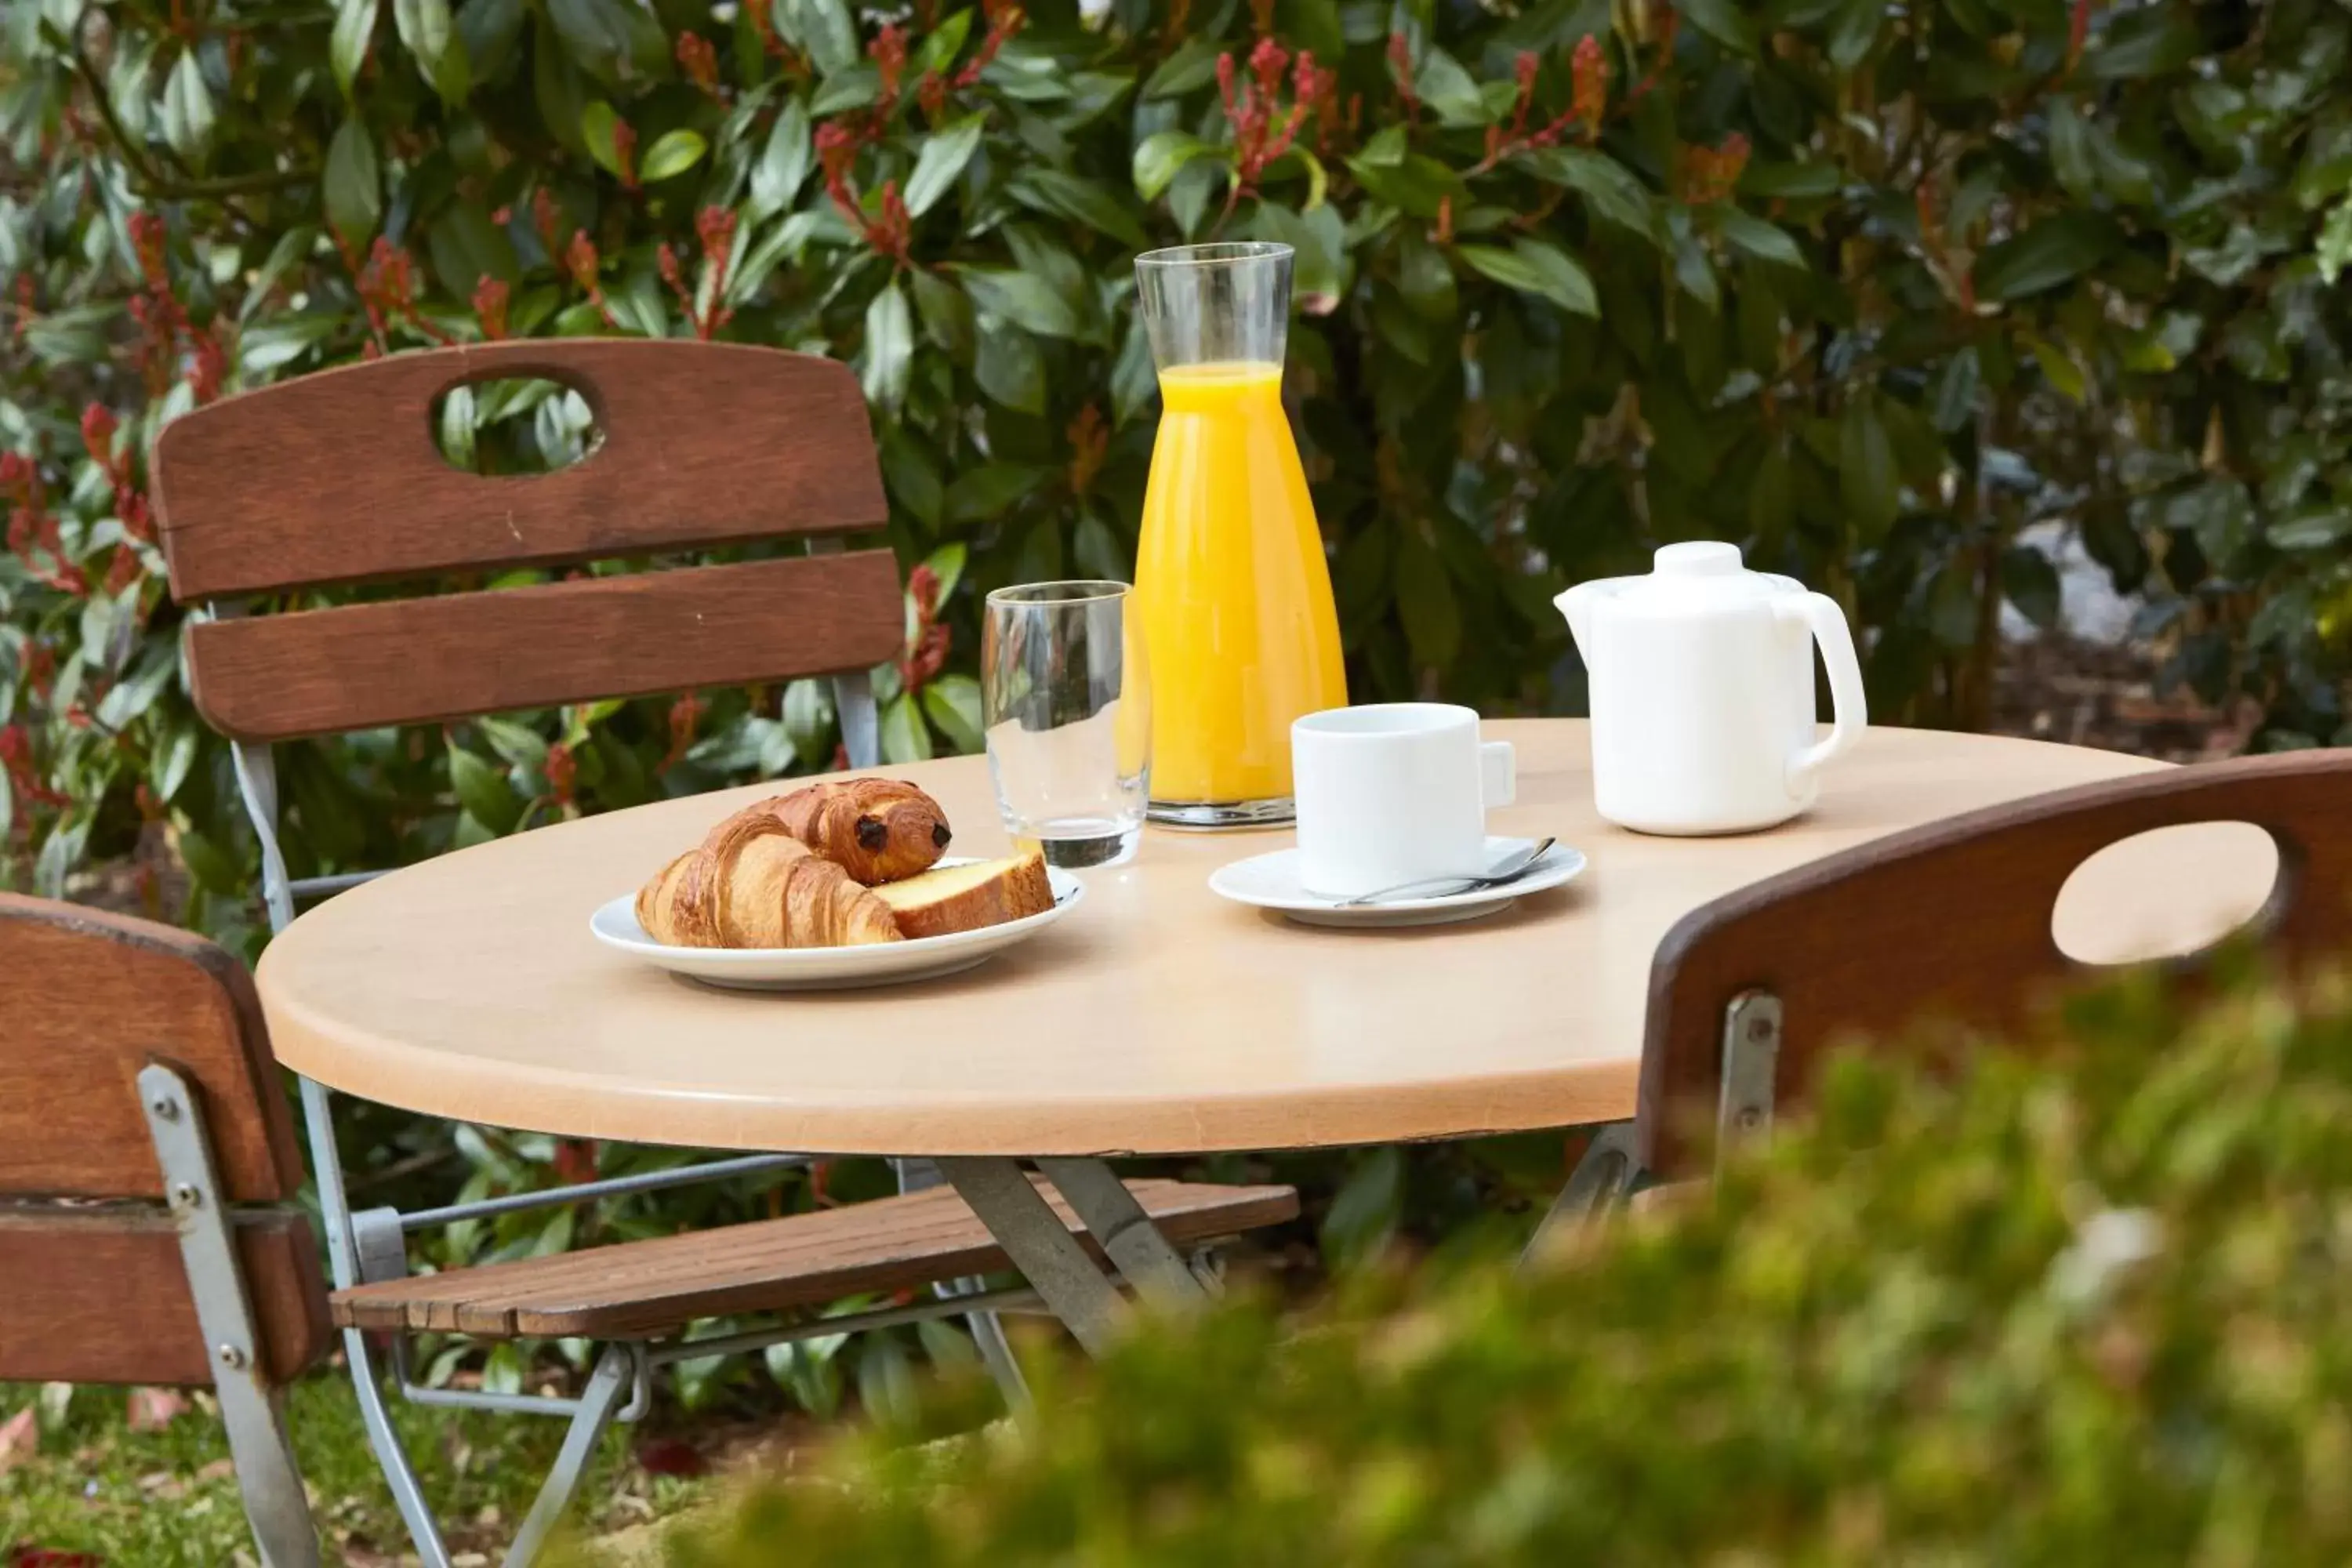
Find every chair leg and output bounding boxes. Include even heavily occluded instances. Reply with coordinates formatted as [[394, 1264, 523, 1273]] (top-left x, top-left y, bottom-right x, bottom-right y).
[[1520, 1121, 1640, 1272], [502, 1345, 635, 1568], [216, 1385, 320, 1568], [342, 1327, 456, 1568]]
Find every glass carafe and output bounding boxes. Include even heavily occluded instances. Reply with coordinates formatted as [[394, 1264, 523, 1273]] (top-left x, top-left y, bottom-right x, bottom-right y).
[[1132, 241, 1347, 828]]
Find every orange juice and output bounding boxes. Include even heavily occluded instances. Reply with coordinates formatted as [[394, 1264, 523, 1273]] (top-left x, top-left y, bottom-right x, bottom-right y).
[[1133, 361, 1347, 808]]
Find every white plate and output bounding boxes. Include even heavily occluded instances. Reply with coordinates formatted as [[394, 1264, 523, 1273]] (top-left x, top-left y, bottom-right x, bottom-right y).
[[589, 861, 1086, 991], [1207, 837, 1586, 929]]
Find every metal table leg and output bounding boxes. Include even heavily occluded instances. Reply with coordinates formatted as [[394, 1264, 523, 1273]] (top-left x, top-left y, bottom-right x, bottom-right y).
[[938, 1156, 1210, 1356]]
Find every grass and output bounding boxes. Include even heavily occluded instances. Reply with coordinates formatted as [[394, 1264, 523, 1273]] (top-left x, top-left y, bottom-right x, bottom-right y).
[[0, 1367, 716, 1565]]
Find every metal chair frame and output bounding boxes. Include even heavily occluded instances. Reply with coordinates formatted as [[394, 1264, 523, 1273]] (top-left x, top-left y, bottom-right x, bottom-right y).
[[140, 1060, 321, 1568], [225, 662, 1041, 1567]]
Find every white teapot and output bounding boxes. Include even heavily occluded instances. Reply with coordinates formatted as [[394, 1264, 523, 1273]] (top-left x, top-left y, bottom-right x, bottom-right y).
[[1556, 542, 1866, 835]]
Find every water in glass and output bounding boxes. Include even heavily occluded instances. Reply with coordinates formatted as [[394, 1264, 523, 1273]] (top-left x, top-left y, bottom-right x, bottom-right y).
[[982, 582, 1150, 868]]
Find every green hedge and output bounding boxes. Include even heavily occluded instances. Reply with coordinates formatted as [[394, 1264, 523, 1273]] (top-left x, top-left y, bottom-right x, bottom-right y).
[[8, 0, 2352, 926], [660, 957, 2352, 1563]]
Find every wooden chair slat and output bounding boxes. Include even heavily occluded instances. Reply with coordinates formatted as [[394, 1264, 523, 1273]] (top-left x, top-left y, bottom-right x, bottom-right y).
[[152, 340, 887, 600], [331, 1177, 1300, 1338], [0, 896, 305, 1202], [0, 1206, 331, 1385], [185, 550, 904, 742], [1639, 749, 2352, 1182]]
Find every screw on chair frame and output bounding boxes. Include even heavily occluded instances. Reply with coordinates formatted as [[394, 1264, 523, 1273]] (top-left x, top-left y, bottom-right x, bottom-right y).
[[1526, 746, 2352, 1260]]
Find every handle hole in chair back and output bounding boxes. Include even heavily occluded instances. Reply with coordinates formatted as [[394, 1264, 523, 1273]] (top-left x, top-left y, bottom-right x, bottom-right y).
[[2051, 820, 2283, 967], [427, 374, 604, 477]]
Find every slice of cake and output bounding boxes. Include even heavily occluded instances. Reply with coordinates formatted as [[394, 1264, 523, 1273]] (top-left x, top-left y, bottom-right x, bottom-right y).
[[873, 852, 1055, 940]]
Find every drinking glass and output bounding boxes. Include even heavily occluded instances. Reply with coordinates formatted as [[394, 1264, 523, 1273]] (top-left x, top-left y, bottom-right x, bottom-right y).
[[982, 582, 1151, 869], [1132, 241, 1346, 829]]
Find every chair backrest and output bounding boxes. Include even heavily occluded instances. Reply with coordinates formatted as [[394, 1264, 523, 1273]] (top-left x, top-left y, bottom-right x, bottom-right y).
[[151, 339, 904, 742], [1637, 748, 2352, 1184], [0, 895, 328, 1385]]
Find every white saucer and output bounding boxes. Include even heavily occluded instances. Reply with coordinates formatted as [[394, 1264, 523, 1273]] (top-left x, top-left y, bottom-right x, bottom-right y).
[[1207, 838, 1586, 928], [589, 861, 1085, 990]]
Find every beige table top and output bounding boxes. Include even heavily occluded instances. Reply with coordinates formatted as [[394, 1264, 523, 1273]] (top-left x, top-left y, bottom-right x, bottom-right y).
[[256, 721, 2275, 1157]]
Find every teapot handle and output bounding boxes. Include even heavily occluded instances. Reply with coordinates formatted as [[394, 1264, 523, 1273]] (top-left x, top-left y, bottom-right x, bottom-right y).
[[1780, 591, 1868, 796]]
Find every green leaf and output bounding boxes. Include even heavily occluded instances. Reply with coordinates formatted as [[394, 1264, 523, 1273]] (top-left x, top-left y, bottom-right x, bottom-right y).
[[878, 691, 933, 764], [332, 0, 379, 97], [324, 119, 383, 248], [1715, 208, 1804, 268], [782, 678, 837, 767], [1925, 561, 1978, 648], [1010, 169, 1149, 251], [1415, 47, 1490, 125], [2319, 201, 2352, 286], [1456, 238, 1598, 317], [780, 0, 858, 75], [152, 723, 200, 804], [1838, 397, 1899, 538], [581, 100, 625, 176], [1345, 151, 1465, 219], [749, 97, 811, 220], [1518, 147, 1657, 244], [427, 200, 517, 298], [2048, 97, 2096, 201], [921, 675, 984, 754], [393, 0, 456, 93], [533, 13, 590, 152], [1392, 523, 1460, 668], [239, 227, 318, 325], [1826, 0, 1880, 70], [1973, 212, 2122, 302], [975, 325, 1046, 414], [921, 541, 968, 603], [861, 280, 913, 410], [177, 825, 245, 898], [448, 742, 522, 834], [1133, 130, 1214, 201], [2267, 509, 2352, 550], [960, 268, 1080, 339], [1142, 36, 1221, 99], [1320, 1146, 1404, 1273], [2000, 545, 2061, 630], [1927, 346, 1980, 434], [2025, 332, 2086, 405], [809, 63, 880, 116], [639, 129, 707, 183], [905, 114, 985, 218], [162, 49, 215, 164], [909, 267, 975, 361], [1675, 0, 1759, 55], [945, 463, 1047, 523], [238, 315, 339, 377]]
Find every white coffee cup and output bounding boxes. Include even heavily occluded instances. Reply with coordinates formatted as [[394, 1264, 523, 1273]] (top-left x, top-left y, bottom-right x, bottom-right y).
[[1291, 704, 1516, 899]]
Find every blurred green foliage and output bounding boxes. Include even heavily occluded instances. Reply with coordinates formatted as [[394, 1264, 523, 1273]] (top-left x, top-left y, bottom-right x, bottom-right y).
[[665, 957, 2352, 1563]]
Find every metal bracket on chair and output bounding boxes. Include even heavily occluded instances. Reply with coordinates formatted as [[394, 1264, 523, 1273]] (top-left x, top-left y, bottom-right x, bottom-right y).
[[141, 1063, 321, 1568], [1519, 1120, 1640, 1272], [350, 1206, 410, 1285], [1719, 989, 1783, 1152]]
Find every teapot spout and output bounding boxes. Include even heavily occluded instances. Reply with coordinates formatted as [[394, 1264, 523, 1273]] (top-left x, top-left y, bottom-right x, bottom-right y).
[[1555, 580, 1601, 664]]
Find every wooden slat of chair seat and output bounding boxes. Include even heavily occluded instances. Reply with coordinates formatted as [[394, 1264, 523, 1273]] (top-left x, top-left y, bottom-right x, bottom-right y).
[[0, 1205, 332, 1386], [332, 1177, 1300, 1338], [0, 894, 304, 1203], [187, 552, 903, 742], [1639, 748, 2352, 1184], [151, 339, 887, 600]]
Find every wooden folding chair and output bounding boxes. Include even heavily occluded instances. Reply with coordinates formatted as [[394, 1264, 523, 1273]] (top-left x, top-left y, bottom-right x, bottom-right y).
[[1529, 746, 2352, 1240], [148, 340, 1298, 1566], [0, 895, 332, 1568]]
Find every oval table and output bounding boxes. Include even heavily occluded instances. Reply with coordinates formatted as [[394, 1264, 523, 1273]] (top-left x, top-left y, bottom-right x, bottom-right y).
[[257, 720, 2273, 1344]]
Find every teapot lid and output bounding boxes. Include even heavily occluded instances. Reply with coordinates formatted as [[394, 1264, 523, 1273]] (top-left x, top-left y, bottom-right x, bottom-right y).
[[1617, 541, 1791, 606]]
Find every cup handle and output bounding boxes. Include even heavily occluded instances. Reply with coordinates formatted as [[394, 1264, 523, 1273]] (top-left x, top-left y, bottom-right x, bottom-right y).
[[1780, 591, 1868, 796], [1480, 740, 1516, 809]]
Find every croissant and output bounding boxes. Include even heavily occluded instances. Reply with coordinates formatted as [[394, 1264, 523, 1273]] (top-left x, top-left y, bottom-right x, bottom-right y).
[[634, 811, 902, 948], [739, 779, 953, 885]]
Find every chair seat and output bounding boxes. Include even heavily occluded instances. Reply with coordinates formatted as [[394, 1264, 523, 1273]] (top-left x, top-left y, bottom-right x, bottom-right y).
[[331, 1177, 1298, 1338]]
